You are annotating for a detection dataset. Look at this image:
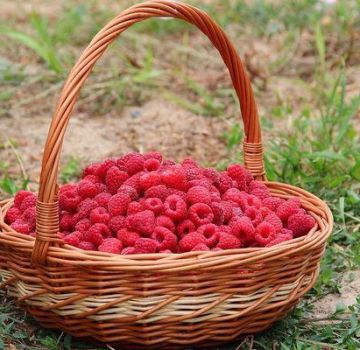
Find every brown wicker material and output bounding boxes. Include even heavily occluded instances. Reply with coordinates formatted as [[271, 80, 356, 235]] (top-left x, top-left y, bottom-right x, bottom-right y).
[[0, 1, 333, 348]]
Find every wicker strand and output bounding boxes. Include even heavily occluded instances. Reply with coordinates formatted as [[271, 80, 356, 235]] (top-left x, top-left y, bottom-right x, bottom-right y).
[[243, 142, 266, 179]]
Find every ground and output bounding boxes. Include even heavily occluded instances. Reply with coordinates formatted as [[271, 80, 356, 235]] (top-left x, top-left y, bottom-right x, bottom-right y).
[[0, 0, 359, 349]]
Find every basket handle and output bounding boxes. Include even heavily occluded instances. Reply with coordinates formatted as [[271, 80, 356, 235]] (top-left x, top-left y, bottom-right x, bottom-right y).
[[32, 0, 265, 264]]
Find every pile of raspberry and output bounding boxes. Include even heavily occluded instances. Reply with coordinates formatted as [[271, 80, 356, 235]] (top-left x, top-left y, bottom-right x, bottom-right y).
[[5, 152, 316, 254]]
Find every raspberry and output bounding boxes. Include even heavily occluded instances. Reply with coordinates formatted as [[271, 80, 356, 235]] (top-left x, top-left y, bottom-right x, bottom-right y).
[[281, 228, 293, 236], [90, 207, 110, 225], [96, 159, 116, 179], [162, 159, 176, 167], [144, 158, 161, 171], [5, 207, 21, 224], [222, 188, 245, 207], [219, 225, 232, 234], [186, 186, 212, 206], [75, 218, 91, 232], [185, 167, 203, 181], [254, 222, 276, 246], [259, 206, 271, 218], [230, 216, 255, 243], [117, 229, 140, 247], [94, 192, 112, 208], [83, 225, 106, 247], [266, 234, 292, 247], [151, 227, 177, 251], [134, 238, 158, 254], [63, 232, 80, 247], [232, 206, 243, 219], [227, 164, 250, 191], [98, 238, 123, 254], [108, 192, 131, 216], [139, 172, 161, 190], [144, 198, 163, 215], [197, 224, 219, 248], [191, 243, 210, 251], [14, 190, 34, 209], [287, 213, 315, 238], [203, 167, 220, 185], [59, 187, 81, 212], [118, 185, 138, 201], [77, 198, 98, 219], [177, 219, 196, 238], [121, 247, 136, 255], [19, 195, 36, 211], [210, 202, 224, 225], [124, 153, 145, 175], [188, 203, 214, 227], [250, 181, 271, 200], [126, 210, 155, 235], [245, 195, 262, 209], [82, 162, 101, 177], [144, 185, 169, 201], [144, 151, 163, 162], [217, 232, 241, 249], [11, 220, 30, 234], [276, 198, 302, 222], [188, 179, 212, 190], [108, 216, 126, 233], [82, 175, 101, 183], [164, 195, 187, 221], [161, 165, 187, 190], [245, 207, 262, 227], [155, 215, 176, 233], [60, 212, 76, 231], [105, 166, 129, 194], [262, 197, 285, 212], [127, 201, 144, 215], [264, 213, 283, 232], [78, 241, 97, 251], [78, 180, 101, 199], [179, 232, 206, 252], [181, 158, 199, 168], [122, 173, 141, 193], [220, 201, 234, 223], [167, 188, 187, 201], [218, 173, 233, 194]]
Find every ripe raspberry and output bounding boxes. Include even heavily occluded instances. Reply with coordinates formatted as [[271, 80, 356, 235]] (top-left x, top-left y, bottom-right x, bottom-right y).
[[167, 188, 187, 201], [181, 158, 199, 169], [105, 166, 129, 194], [77, 198, 98, 219], [134, 238, 158, 254], [232, 206, 243, 219], [281, 228, 293, 236], [245, 195, 262, 209], [11, 220, 30, 234], [118, 184, 138, 201], [63, 232, 80, 247], [266, 229, 293, 247], [121, 247, 136, 255], [139, 172, 161, 191], [177, 219, 196, 238], [108, 216, 126, 233], [259, 206, 271, 218], [144, 198, 163, 215], [144, 151, 163, 162], [90, 207, 110, 225], [82, 162, 101, 177], [245, 207, 262, 227], [276, 198, 302, 222], [262, 197, 285, 212], [94, 192, 112, 208], [254, 222, 276, 246], [98, 238, 123, 254], [188, 203, 214, 227], [188, 179, 212, 190], [186, 186, 212, 206], [127, 201, 144, 215], [95, 159, 116, 179], [264, 213, 283, 232], [197, 224, 219, 248], [220, 201, 234, 223], [5, 207, 21, 225], [179, 232, 206, 252], [164, 195, 187, 221], [19, 195, 36, 211], [151, 227, 177, 251], [203, 168, 220, 185], [108, 192, 131, 216], [222, 188, 245, 207], [78, 180, 100, 199], [227, 164, 249, 191], [250, 181, 271, 200], [122, 173, 142, 193], [83, 225, 106, 247], [162, 159, 176, 167], [59, 187, 81, 212], [210, 202, 224, 225], [219, 225, 232, 234], [78, 241, 97, 251], [75, 218, 91, 233], [217, 232, 241, 249], [126, 210, 155, 235], [191, 243, 210, 251], [161, 165, 187, 190], [287, 213, 315, 238], [185, 167, 203, 181], [144, 185, 169, 201], [60, 212, 76, 231], [144, 158, 161, 171], [117, 229, 140, 247], [218, 173, 233, 194], [230, 216, 255, 243], [155, 215, 176, 233], [14, 190, 34, 209], [124, 153, 145, 175], [82, 174, 101, 184]]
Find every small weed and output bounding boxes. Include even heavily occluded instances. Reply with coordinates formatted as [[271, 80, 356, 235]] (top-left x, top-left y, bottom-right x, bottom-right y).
[[60, 157, 81, 183]]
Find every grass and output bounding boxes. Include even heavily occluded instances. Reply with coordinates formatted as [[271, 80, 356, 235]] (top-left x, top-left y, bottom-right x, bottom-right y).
[[0, 0, 359, 349]]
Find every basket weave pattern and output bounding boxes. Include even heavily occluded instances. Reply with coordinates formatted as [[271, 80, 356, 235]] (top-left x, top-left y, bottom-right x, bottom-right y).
[[0, 1, 332, 348]]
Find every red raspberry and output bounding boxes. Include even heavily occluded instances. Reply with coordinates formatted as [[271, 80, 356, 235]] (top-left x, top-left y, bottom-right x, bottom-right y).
[[185, 167, 203, 181], [11, 220, 30, 234], [90, 207, 110, 225], [188, 179, 212, 190], [161, 159, 176, 167], [139, 172, 161, 190], [250, 185, 271, 200], [220, 201, 234, 223], [287, 213, 315, 237], [218, 173, 233, 194], [78, 241, 97, 251], [217, 232, 241, 249], [179, 232, 206, 252], [121, 247, 136, 255], [19, 195, 36, 211], [161, 165, 187, 190], [232, 206, 243, 219], [259, 206, 271, 218], [151, 227, 177, 251], [254, 222, 276, 246], [144, 158, 161, 171], [219, 225, 232, 234], [181, 158, 199, 168], [144, 198, 163, 215], [78, 180, 101, 199], [186, 186, 212, 206], [197, 224, 219, 248], [167, 188, 187, 201], [144, 185, 169, 201], [144, 151, 163, 162], [155, 215, 176, 233], [188, 203, 214, 227], [122, 173, 142, 193], [222, 188, 245, 207], [77, 198, 98, 219], [264, 213, 283, 232], [266, 234, 292, 247], [82, 174, 101, 183], [245, 195, 262, 209], [191, 243, 210, 251], [108, 192, 131, 216], [118, 184, 138, 201], [164, 195, 187, 221], [127, 201, 144, 215], [95, 159, 116, 179], [177, 219, 196, 238], [75, 218, 91, 233], [60, 212, 76, 231], [210, 202, 224, 225], [262, 197, 285, 212], [83, 225, 106, 247], [203, 167, 220, 185], [126, 210, 155, 235], [94, 192, 112, 208], [281, 228, 293, 236], [5, 207, 21, 224], [276, 198, 302, 222], [59, 187, 81, 212], [98, 238, 123, 254], [63, 232, 80, 247], [230, 216, 255, 243], [82, 162, 101, 177], [108, 216, 126, 233], [14, 190, 34, 209], [105, 166, 129, 194], [117, 229, 140, 247], [124, 153, 145, 175], [227, 164, 250, 191], [134, 238, 158, 254], [245, 207, 262, 227]]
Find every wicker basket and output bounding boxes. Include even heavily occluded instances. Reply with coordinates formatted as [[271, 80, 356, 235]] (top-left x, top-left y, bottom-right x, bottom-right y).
[[0, 1, 333, 348]]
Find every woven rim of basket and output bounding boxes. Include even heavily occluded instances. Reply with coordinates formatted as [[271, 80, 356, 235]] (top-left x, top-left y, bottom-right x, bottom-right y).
[[0, 181, 333, 270]]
